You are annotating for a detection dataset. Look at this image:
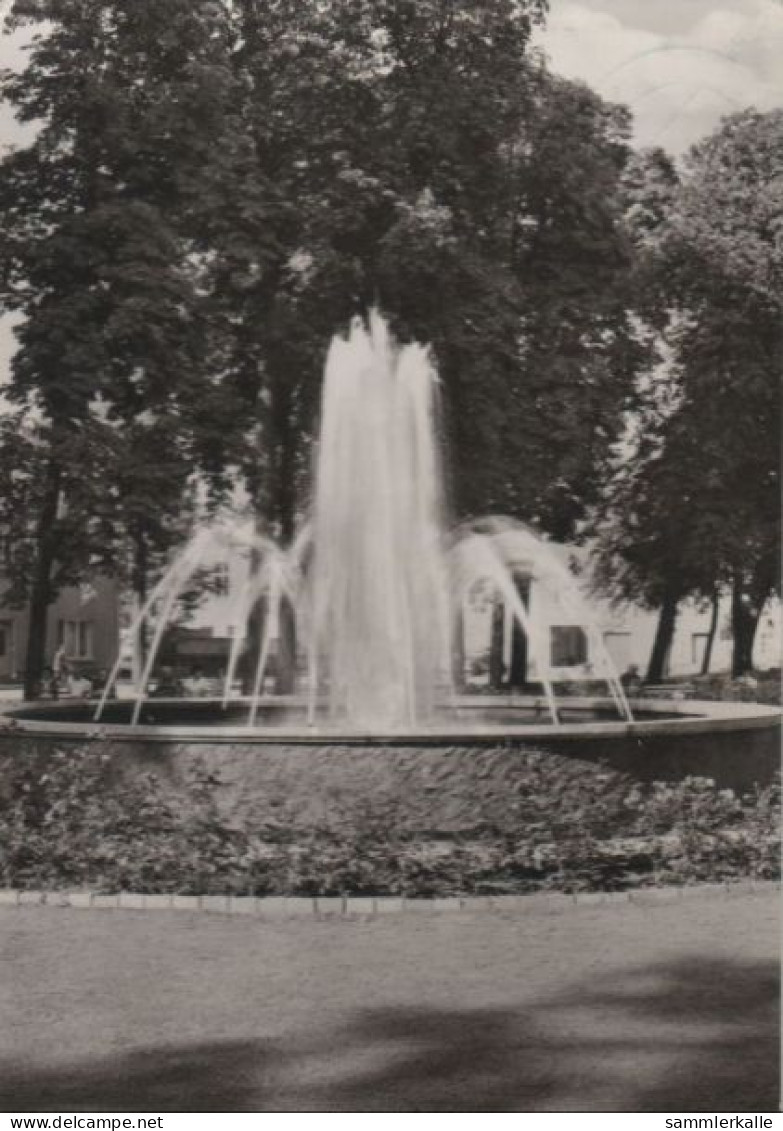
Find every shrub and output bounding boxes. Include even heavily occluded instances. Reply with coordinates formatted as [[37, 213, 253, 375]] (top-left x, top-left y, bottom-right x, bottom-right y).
[[0, 745, 261, 894], [0, 744, 778, 896]]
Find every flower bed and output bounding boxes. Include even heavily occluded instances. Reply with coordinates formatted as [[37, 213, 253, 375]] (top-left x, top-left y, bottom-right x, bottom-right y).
[[0, 743, 778, 898]]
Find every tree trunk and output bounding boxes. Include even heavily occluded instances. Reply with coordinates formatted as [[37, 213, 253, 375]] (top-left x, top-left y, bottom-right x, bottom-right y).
[[451, 606, 465, 690], [275, 596, 297, 694], [700, 589, 720, 676], [270, 376, 297, 545], [646, 587, 679, 684], [268, 376, 298, 694], [489, 599, 504, 690], [131, 531, 149, 685], [731, 574, 760, 677], [23, 463, 61, 700], [508, 576, 529, 689], [241, 532, 264, 696]]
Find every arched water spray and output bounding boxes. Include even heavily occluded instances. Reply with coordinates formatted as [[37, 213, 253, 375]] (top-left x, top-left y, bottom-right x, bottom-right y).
[[452, 518, 632, 722], [450, 532, 561, 723], [95, 527, 218, 725], [94, 313, 632, 731], [129, 528, 224, 726]]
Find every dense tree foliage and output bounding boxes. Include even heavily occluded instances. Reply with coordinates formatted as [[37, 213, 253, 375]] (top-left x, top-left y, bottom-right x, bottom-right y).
[[0, 0, 240, 691], [196, 1, 644, 537], [595, 112, 782, 676], [5, 2, 772, 692]]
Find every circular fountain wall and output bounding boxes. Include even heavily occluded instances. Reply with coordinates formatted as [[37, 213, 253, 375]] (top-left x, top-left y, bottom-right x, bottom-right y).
[[2, 697, 779, 826]]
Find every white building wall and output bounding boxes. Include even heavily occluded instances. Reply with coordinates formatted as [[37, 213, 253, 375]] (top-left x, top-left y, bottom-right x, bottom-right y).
[[463, 546, 782, 682], [176, 535, 782, 681], [181, 555, 250, 640]]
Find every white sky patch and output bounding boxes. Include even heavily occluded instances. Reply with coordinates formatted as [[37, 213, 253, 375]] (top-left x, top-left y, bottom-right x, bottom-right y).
[[1, 27, 36, 387], [0, 314, 21, 388], [0, 26, 36, 153], [539, 0, 783, 152]]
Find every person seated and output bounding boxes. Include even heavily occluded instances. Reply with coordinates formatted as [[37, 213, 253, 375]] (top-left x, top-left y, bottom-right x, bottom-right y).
[[620, 664, 643, 694]]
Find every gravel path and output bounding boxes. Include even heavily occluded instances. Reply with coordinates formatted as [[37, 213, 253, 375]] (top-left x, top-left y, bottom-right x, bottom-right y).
[[0, 890, 778, 1112]]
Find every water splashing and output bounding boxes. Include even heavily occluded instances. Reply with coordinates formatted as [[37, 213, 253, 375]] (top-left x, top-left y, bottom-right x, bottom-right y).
[[96, 312, 632, 730], [309, 312, 453, 727]]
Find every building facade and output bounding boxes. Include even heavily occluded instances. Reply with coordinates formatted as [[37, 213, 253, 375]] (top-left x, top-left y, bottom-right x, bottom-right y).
[[133, 536, 782, 689], [461, 550, 782, 687], [0, 576, 121, 683]]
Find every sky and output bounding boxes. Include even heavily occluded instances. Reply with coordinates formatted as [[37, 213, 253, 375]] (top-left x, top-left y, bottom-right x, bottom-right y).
[[537, 0, 783, 152], [0, 1, 781, 376]]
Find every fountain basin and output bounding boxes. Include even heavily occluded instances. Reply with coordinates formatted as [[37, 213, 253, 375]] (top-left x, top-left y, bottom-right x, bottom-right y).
[[2, 694, 779, 741], [1, 698, 778, 822]]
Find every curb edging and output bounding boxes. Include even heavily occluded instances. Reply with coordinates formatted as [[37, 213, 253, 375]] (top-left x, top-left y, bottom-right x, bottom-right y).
[[0, 880, 778, 918]]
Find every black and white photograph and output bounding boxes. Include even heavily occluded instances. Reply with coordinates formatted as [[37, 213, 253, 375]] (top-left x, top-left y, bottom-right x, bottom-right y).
[[0, 0, 780, 1118]]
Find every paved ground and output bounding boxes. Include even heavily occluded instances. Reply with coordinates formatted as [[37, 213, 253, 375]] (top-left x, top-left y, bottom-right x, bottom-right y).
[[0, 891, 778, 1113]]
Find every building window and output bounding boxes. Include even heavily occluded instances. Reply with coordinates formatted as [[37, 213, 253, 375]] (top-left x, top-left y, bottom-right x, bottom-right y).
[[0, 622, 10, 659], [58, 620, 94, 660], [551, 626, 588, 667]]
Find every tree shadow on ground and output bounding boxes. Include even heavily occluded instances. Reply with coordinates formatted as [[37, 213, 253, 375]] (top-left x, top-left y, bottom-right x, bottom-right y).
[[0, 1041, 282, 1113], [280, 956, 779, 1112], [570, 956, 779, 1113], [1, 957, 777, 1112]]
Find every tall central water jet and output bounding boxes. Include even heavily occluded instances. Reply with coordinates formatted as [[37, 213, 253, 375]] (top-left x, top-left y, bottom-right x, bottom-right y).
[[96, 310, 633, 731], [309, 313, 453, 727]]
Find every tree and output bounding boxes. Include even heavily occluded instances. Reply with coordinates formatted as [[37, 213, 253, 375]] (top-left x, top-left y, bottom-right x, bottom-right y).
[[1, 0, 653, 696], [193, 0, 643, 688], [0, 0, 239, 694], [662, 111, 782, 675], [594, 112, 782, 677], [593, 405, 724, 682], [214, 2, 642, 538]]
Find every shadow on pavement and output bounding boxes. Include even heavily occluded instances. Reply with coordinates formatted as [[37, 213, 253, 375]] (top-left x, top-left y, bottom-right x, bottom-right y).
[[2, 957, 777, 1113], [0, 1041, 281, 1114]]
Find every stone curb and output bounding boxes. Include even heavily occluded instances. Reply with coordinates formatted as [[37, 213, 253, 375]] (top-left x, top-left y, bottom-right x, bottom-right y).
[[0, 881, 777, 918]]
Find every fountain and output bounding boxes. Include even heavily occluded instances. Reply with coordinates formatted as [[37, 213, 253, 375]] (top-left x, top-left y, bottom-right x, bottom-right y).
[[2, 313, 779, 798], [89, 311, 631, 731]]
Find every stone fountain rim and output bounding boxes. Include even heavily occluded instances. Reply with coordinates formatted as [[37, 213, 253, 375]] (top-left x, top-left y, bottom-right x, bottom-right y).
[[1, 695, 779, 746]]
